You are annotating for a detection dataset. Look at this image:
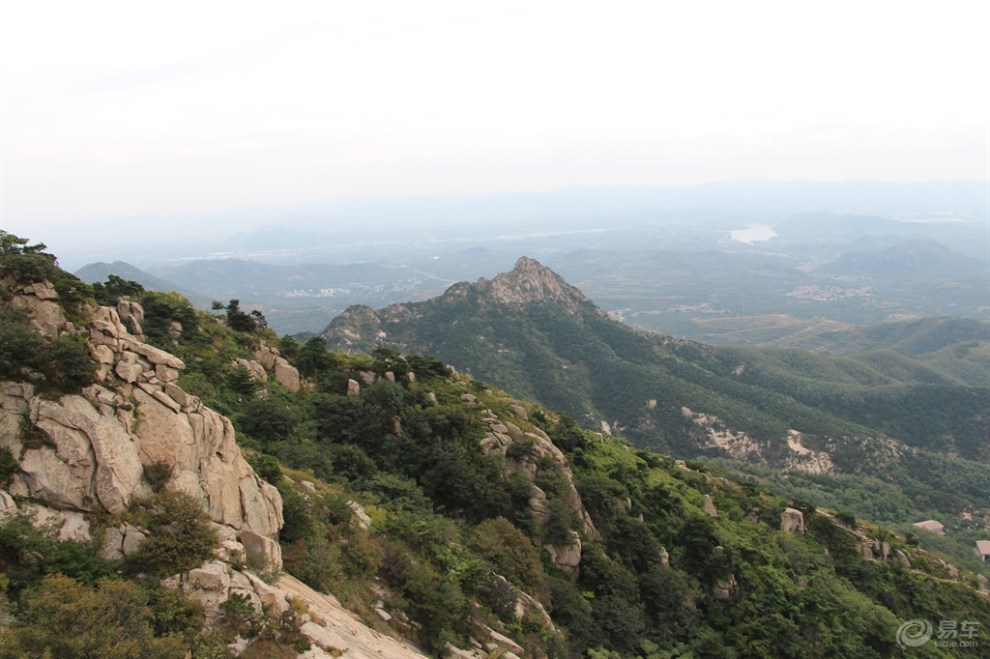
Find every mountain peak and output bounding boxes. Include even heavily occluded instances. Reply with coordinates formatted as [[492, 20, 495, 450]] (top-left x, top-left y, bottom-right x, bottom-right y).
[[483, 256, 590, 310]]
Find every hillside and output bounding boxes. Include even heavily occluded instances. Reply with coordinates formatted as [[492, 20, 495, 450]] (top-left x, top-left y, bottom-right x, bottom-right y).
[[818, 239, 988, 280], [4, 232, 990, 656], [321, 257, 990, 525]]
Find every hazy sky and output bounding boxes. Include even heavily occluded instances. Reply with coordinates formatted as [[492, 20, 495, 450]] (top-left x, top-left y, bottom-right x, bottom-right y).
[[2, 0, 989, 240]]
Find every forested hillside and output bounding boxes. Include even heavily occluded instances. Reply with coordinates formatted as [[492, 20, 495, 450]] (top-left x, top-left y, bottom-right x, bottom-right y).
[[320, 258, 990, 548], [2, 234, 989, 657]]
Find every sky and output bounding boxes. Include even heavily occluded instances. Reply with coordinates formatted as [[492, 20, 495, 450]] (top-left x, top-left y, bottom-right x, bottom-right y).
[[2, 0, 989, 246]]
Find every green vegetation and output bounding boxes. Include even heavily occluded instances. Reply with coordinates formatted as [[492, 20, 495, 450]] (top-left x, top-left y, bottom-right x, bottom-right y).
[[0, 511, 229, 658], [4, 236, 990, 657], [321, 264, 990, 540], [124, 491, 219, 577], [158, 305, 990, 655]]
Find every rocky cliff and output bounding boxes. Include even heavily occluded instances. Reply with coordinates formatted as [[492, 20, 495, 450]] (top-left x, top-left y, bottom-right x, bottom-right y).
[[0, 279, 283, 567], [0, 277, 429, 657]]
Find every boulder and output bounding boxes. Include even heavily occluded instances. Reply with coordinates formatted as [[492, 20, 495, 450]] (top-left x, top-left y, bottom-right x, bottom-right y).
[[117, 300, 144, 336], [101, 526, 126, 561], [347, 379, 360, 397], [133, 342, 185, 369], [713, 574, 737, 601], [180, 560, 233, 619], [780, 507, 805, 533], [544, 531, 582, 580], [239, 528, 283, 572], [114, 354, 143, 383], [10, 281, 65, 338], [272, 359, 301, 392], [348, 501, 373, 530], [121, 523, 147, 555], [703, 494, 718, 518], [232, 358, 267, 383]]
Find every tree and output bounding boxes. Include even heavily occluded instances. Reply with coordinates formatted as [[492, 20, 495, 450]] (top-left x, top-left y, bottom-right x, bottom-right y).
[[295, 337, 336, 378], [0, 574, 187, 658], [225, 299, 258, 333], [127, 491, 218, 576], [237, 396, 301, 443], [92, 274, 145, 306]]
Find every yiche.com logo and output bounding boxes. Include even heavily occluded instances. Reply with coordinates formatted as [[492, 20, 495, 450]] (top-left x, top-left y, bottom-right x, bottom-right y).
[[897, 620, 934, 648]]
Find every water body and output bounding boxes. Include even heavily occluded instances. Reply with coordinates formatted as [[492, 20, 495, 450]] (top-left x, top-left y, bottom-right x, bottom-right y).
[[730, 225, 778, 244]]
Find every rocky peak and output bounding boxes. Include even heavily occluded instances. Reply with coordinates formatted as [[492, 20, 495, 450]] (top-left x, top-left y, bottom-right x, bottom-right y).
[[480, 257, 590, 312]]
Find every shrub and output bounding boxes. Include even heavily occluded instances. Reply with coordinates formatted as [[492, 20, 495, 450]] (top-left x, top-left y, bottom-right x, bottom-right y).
[[127, 491, 217, 576], [0, 511, 111, 593], [0, 447, 18, 488], [92, 274, 145, 306], [237, 397, 300, 443], [470, 517, 548, 603], [0, 308, 49, 380], [542, 498, 579, 546], [247, 453, 282, 484], [0, 573, 188, 658], [143, 462, 172, 493], [50, 333, 96, 391]]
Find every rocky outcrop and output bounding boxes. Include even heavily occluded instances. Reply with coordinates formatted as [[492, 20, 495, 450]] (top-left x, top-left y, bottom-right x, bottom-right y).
[[682, 407, 764, 461], [780, 508, 805, 533], [478, 406, 596, 578], [784, 430, 835, 475], [713, 574, 737, 601], [100, 522, 148, 561], [6, 278, 66, 338], [543, 531, 582, 581], [0, 288, 283, 571], [276, 574, 428, 658], [703, 494, 718, 518], [253, 341, 301, 392], [116, 299, 145, 338], [682, 409, 838, 475], [232, 357, 268, 383]]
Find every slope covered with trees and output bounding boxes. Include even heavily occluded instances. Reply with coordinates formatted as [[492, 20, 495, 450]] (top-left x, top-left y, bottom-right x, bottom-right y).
[[3, 235, 989, 657], [319, 258, 990, 541]]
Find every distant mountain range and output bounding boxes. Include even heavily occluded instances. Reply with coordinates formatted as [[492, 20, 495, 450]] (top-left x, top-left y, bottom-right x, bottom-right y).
[[75, 229, 989, 340]]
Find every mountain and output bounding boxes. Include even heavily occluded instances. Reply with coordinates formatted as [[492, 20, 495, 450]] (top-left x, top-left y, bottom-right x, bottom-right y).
[[75, 260, 212, 308], [4, 234, 990, 656], [819, 239, 989, 280], [321, 257, 990, 518]]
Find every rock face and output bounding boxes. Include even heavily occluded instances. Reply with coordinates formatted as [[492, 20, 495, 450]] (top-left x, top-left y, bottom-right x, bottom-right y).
[[6, 278, 66, 338], [0, 288, 283, 570], [478, 402, 596, 578]]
